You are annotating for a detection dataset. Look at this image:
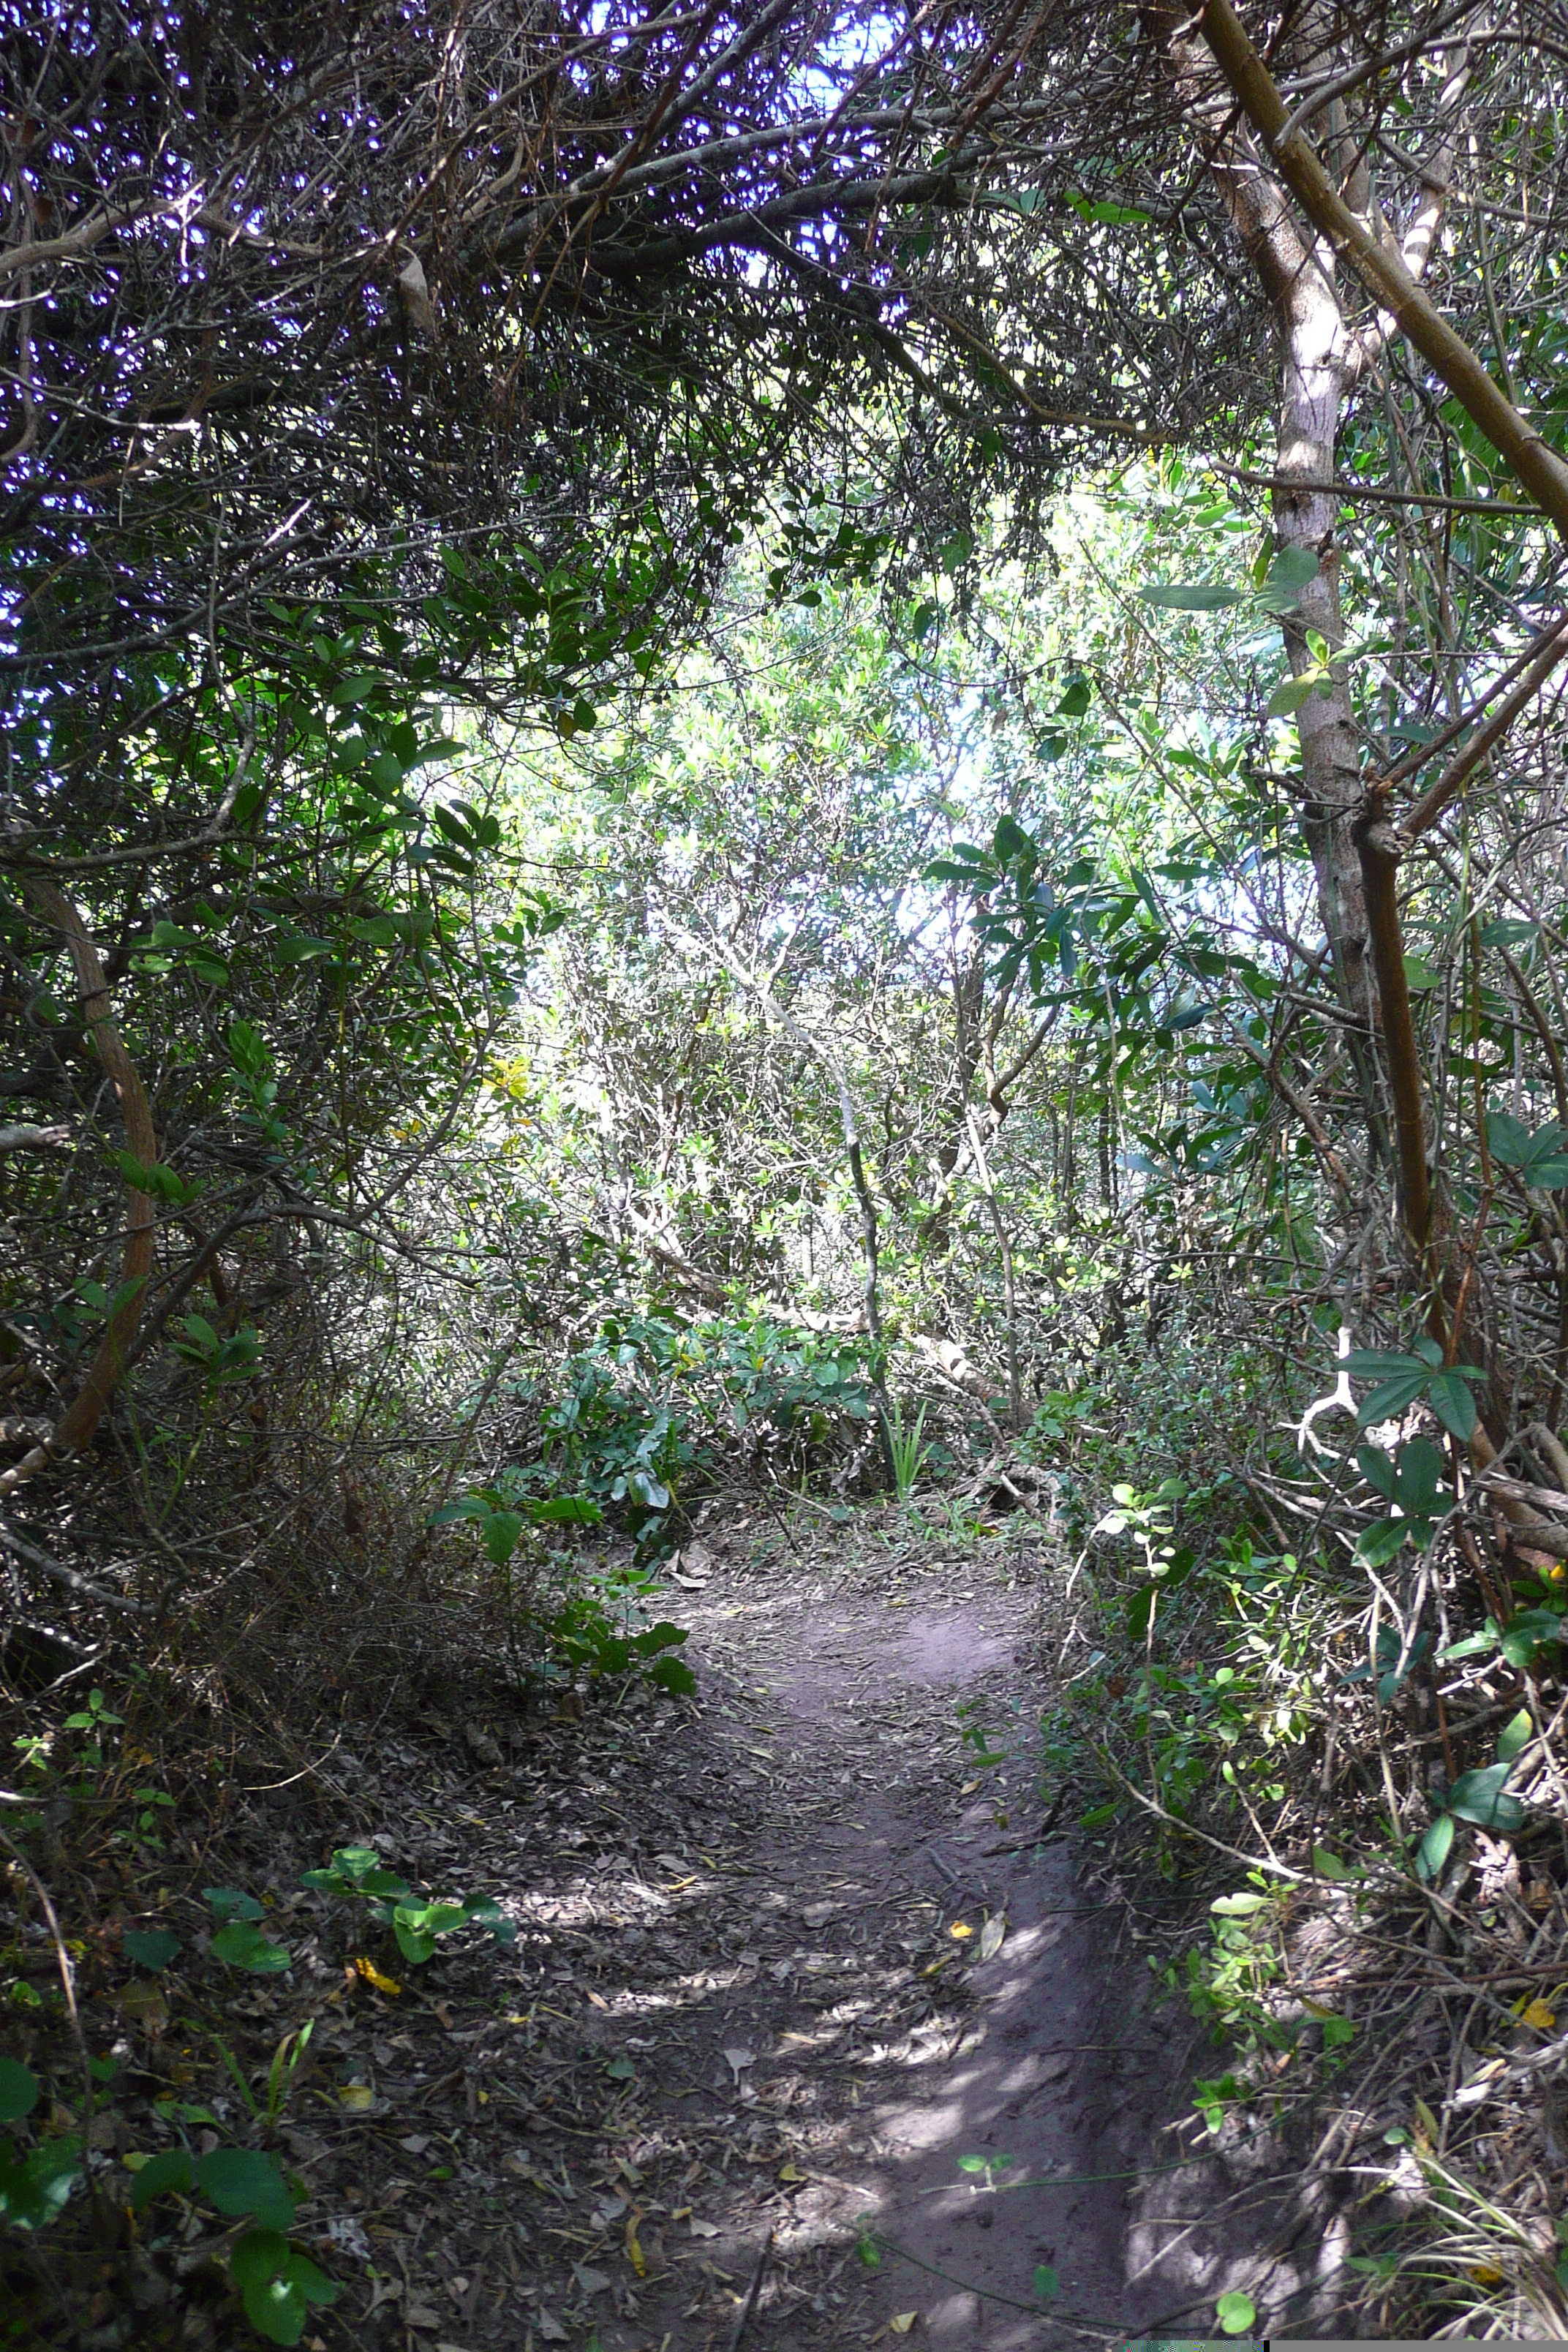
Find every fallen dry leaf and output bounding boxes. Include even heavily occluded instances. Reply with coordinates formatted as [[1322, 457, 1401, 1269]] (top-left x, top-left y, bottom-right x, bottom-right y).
[[352, 1955, 401, 1996], [949, 1921, 973, 1940], [116, 1980, 168, 2032], [889, 2316, 919, 2336], [978, 1913, 1006, 1961]]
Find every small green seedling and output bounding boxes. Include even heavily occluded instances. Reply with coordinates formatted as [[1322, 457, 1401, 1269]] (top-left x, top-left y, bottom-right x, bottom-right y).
[[130, 2145, 339, 2345], [205, 1888, 291, 1975], [300, 1846, 517, 1964]]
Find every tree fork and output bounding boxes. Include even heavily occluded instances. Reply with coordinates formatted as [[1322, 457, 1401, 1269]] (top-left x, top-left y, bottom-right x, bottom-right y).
[[1198, 0, 1568, 541]]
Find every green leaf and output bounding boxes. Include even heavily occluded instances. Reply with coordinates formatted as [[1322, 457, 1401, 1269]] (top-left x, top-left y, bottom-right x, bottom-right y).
[[396, 1901, 469, 1934], [1439, 1618, 1501, 1662], [1444, 1763, 1526, 1832], [462, 1899, 517, 1948], [1263, 546, 1320, 592], [1343, 1347, 1423, 1379], [1417, 1810, 1456, 1882], [1395, 1435, 1448, 1514], [204, 1885, 264, 1921], [330, 1847, 382, 1879], [1140, 582, 1247, 611], [230, 2228, 292, 2296], [358, 1869, 411, 1899], [0, 2134, 83, 2228], [1426, 1371, 1477, 1441], [1480, 917, 1538, 948], [1357, 1444, 1397, 1499], [992, 813, 1035, 865], [123, 1929, 181, 1971], [1355, 1370, 1431, 1425], [1500, 1607, 1567, 1669], [129, 2147, 195, 2209], [194, 2147, 295, 2229], [1354, 1516, 1416, 1568], [481, 1509, 525, 1565], [1267, 673, 1319, 717], [528, 1496, 604, 1524], [1497, 1708, 1534, 1763], [1216, 2292, 1257, 2335], [230, 2227, 339, 2345], [1033, 2264, 1059, 2301], [211, 1921, 291, 1974], [648, 1655, 697, 1696], [1488, 1111, 1533, 1165], [1311, 1849, 1353, 1881], [0, 2061, 37, 2124]]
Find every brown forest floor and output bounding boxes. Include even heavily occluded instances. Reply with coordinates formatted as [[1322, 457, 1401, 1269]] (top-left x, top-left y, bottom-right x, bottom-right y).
[[7, 1509, 1357, 2350]]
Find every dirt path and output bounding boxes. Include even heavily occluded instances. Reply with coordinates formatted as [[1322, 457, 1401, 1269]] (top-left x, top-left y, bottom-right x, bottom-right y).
[[654, 1567, 1156, 2345], [222, 1523, 1311, 2351]]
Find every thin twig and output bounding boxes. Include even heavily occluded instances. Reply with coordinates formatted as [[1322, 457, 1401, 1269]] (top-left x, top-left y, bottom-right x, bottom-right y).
[[0, 1522, 146, 1615], [725, 2228, 774, 2350], [0, 1817, 107, 2243]]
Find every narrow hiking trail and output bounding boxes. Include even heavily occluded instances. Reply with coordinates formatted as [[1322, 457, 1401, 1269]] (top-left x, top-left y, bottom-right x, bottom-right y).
[[636, 1562, 1165, 2346], [251, 1514, 1293, 2352]]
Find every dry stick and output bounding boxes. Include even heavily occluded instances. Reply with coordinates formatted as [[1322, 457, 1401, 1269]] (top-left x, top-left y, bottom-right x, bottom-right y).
[[1219, 1009, 1356, 1203], [0, 1522, 146, 1615], [1375, 612, 1568, 799], [1093, 1745, 1310, 1885], [0, 881, 157, 1500], [725, 2229, 774, 2351], [1398, 625, 1568, 850], [962, 1106, 1023, 1434], [0, 1123, 70, 1152]]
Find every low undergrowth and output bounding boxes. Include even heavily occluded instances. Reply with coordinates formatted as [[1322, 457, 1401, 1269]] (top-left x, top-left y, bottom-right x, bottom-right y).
[[994, 1324, 1568, 2340]]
